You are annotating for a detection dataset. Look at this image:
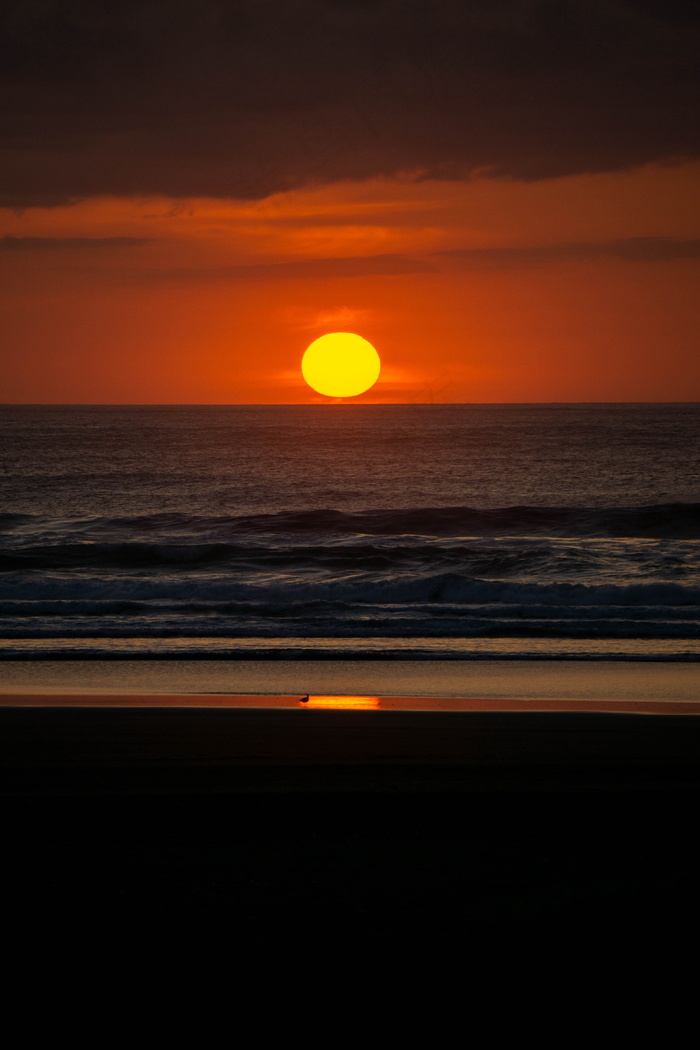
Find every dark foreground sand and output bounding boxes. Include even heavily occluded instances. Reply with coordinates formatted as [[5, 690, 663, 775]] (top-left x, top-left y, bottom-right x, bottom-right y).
[[2, 692, 700, 793], [2, 693, 700, 953]]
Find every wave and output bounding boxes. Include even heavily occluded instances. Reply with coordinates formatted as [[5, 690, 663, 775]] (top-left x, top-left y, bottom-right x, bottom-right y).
[[2, 641, 699, 661], [0, 541, 632, 573], [209, 504, 700, 539], [2, 571, 698, 606], [2, 503, 700, 543], [1, 621, 698, 640], [2, 505, 698, 646], [0, 537, 697, 580], [1, 597, 699, 619], [0, 513, 34, 531]]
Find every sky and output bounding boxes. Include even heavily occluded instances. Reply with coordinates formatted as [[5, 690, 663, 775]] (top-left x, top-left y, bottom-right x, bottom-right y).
[[1, 0, 699, 404]]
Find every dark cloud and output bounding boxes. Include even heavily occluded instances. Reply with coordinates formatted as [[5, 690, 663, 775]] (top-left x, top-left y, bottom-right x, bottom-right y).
[[134, 253, 434, 282], [439, 236, 700, 268], [0, 235, 151, 250], [129, 237, 700, 282], [3, 1, 696, 205]]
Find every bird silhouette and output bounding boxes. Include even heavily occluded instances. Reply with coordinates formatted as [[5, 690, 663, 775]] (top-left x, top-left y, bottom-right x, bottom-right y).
[[299, 694, 309, 703]]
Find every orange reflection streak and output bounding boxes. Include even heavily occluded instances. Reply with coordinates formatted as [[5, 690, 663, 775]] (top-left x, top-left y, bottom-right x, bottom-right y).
[[303, 696, 381, 709]]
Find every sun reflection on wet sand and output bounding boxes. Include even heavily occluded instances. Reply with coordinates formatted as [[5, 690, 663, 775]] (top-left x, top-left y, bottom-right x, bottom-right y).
[[303, 696, 381, 709]]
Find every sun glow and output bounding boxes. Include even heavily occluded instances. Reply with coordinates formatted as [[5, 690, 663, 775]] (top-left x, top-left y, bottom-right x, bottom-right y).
[[301, 332, 381, 397]]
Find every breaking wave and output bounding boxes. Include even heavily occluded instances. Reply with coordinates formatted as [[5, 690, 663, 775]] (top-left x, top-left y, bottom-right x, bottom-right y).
[[2, 504, 698, 653], [2, 502, 700, 544]]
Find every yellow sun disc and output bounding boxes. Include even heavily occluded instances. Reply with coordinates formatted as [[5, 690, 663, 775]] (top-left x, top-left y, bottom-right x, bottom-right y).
[[301, 332, 381, 397]]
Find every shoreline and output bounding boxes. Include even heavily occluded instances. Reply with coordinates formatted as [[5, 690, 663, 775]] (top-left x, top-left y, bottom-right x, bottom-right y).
[[2, 691, 700, 795], [1, 691, 699, 714], [4, 696, 700, 942], [3, 662, 698, 795], [3, 657, 700, 702]]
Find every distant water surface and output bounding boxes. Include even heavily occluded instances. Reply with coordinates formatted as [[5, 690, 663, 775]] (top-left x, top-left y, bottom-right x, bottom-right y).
[[1, 403, 698, 662]]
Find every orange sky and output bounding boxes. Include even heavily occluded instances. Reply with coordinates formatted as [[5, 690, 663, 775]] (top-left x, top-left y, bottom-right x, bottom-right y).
[[2, 161, 699, 403]]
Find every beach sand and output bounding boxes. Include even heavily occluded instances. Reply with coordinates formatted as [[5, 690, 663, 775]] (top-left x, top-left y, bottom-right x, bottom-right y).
[[2, 691, 700, 794], [2, 686, 699, 952]]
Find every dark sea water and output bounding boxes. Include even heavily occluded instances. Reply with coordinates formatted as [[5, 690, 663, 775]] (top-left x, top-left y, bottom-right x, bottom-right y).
[[1, 403, 699, 662]]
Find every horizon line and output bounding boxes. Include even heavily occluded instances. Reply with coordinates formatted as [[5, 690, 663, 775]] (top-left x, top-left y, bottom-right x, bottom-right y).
[[1, 401, 699, 408]]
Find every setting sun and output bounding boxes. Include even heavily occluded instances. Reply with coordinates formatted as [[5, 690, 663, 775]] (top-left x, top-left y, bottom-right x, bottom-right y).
[[301, 332, 381, 398]]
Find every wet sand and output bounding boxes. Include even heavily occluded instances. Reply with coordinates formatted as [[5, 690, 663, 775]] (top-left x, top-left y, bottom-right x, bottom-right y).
[[2, 691, 700, 794], [4, 656, 700, 701], [3, 690, 700, 951]]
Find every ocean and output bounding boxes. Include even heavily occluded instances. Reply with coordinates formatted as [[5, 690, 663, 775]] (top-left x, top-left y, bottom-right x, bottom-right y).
[[1, 403, 699, 692]]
